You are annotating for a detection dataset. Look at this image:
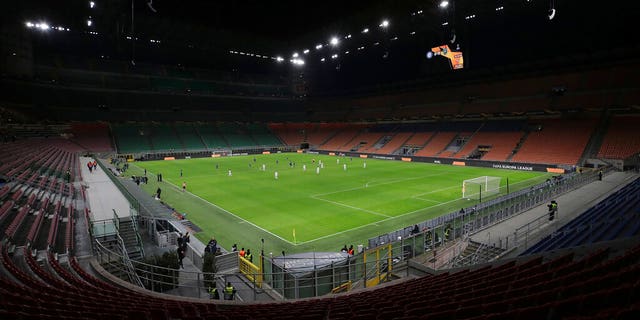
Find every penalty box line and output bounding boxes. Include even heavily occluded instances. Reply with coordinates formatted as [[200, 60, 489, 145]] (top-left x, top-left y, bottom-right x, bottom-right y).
[[140, 170, 296, 245], [296, 174, 547, 245]]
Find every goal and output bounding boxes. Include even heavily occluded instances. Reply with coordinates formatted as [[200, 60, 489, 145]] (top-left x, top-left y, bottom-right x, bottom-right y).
[[462, 176, 501, 200]]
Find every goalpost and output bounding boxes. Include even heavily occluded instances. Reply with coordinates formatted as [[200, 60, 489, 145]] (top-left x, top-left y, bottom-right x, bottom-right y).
[[462, 176, 501, 200]]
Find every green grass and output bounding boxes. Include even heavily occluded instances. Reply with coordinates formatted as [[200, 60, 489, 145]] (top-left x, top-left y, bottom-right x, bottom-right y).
[[126, 153, 551, 255]]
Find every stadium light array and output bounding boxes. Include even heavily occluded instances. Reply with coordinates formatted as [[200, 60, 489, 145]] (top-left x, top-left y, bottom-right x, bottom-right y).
[[292, 52, 299, 58], [331, 54, 338, 59], [362, 28, 369, 33], [330, 37, 339, 46], [315, 44, 323, 50], [379, 19, 389, 28], [320, 58, 326, 62], [87, 19, 93, 27], [89, 1, 95, 8], [303, 49, 310, 54], [439, 1, 449, 9], [276, 56, 284, 62]]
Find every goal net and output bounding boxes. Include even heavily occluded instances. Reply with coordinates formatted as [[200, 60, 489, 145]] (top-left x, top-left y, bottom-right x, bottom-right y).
[[462, 176, 501, 200]]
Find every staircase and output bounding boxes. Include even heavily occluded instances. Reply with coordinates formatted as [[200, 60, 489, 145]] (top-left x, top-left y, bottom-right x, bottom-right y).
[[450, 240, 505, 268], [580, 111, 612, 165], [118, 216, 144, 261], [507, 131, 530, 161]]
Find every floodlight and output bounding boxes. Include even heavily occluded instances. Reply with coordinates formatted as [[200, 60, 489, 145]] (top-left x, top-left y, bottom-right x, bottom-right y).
[[330, 37, 339, 46], [320, 58, 326, 62], [25, 22, 34, 28], [439, 1, 449, 8], [89, 1, 95, 8], [292, 52, 299, 58], [303, 49, 310, 54], [38, 23, 49, 30], [87, 19, 92, 27], [345, 34, 351, 39], [315, 44, 323, 50], [276, 56, 284, 62], [362, 28, 369, 33], [331, 54, 338, 59], [379, 19, 389, 28]]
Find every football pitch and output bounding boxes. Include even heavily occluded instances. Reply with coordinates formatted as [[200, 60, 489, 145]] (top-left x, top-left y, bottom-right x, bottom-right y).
[[127, 153, 551, 253]]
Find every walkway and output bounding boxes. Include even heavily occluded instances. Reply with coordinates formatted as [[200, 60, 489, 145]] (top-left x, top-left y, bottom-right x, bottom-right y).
[[80, 156, 131, 221], [470, 171, 639, 254]]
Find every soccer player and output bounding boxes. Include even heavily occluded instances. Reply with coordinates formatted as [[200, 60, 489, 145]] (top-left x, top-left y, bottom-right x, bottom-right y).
[[275, 171, 279, 180], [182, 181, 186, 192], [343, 163, 347, 171], [228, 169, 232, 177], [337, 158, 340, 164], [303, 164, 306, 171], [363, 161, 367, 168], [262, 163, 266, 171], [316, 166, 320, 175]]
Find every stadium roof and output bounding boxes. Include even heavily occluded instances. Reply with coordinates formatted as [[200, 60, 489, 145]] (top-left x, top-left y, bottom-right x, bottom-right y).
[[5, 0, 640, 91]]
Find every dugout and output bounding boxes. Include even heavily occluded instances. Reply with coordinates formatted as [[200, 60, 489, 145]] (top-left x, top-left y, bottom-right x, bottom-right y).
[[269, 252, 350, 299]]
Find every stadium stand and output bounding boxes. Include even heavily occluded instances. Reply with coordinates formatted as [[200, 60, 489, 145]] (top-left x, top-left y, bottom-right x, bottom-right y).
[[511, 119, 597, 165], [598, 115, 640, 159], [218, 123, 256, 148], [268, 123, 307, 146], [1, 239, 639, 319], [347, 131, 387, 153], [246, 123, 282, 147], [456, 132, 524, 161], [522, 177, 640, 255], [317, 125, 369, 151], [174, 123, 207, 150], [148, 123, 184, 151], [415, 132, 457, 157], [68, 122, 114, 152], [194, 123, 229, 149], [374, 132, 414, 155], [112, 123, 153, 153]]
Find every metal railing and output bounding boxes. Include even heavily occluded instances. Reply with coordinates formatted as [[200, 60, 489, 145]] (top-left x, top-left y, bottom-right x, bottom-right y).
[[92, 239, 417, 301], [368, 169, 602, 252]]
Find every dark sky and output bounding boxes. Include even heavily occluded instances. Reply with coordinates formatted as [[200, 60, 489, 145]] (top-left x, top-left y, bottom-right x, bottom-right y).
[[5, 0, 640, 91]]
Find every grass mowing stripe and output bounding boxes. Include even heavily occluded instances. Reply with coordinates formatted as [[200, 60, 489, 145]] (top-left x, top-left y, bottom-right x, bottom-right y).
[[148, 172, 294, 245], [130, 154, 551, 252]]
